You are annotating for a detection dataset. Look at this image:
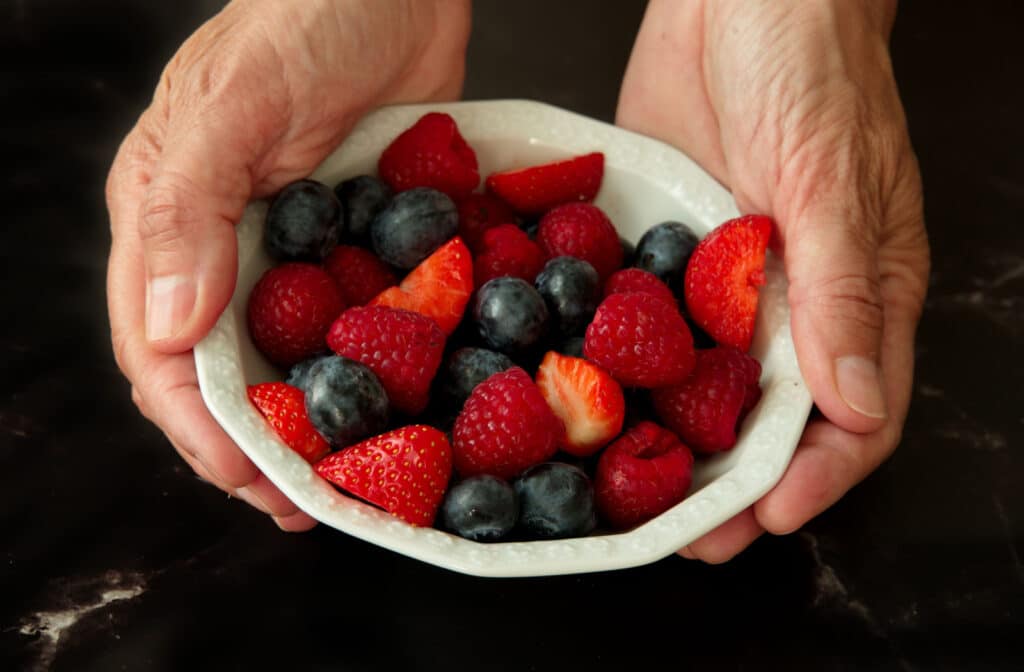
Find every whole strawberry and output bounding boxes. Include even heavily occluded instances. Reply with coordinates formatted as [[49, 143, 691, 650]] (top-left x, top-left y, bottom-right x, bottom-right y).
[[247, 263, 345, 367], [651, 346, 762, 453], [247, 382, 330, 463], [315, 425, 452, 526], [473, 224, 546, 289], [583, 291, 696, 388], [536, 202, 623, 280], [486, 151, 604, 215], [452, 367, 564, 479], [377, 112, 479, 199], [323, 245, 397, 307], [327, 305, 445, 416], [684, 214, 772, 351], [594, 421, 694, 530]]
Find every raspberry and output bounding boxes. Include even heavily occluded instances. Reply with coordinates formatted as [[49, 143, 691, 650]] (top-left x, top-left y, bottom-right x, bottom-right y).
[[473, 224, 546, 289], [603, 268, 676, 305], [323, 245, 397, 306], [536, 203, 623, 280], [377, 112, 479, 199]]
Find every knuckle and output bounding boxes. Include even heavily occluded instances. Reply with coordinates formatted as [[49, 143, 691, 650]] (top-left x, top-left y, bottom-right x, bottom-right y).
[[791, 272, 885, 334], [139, 173, 201, 251]]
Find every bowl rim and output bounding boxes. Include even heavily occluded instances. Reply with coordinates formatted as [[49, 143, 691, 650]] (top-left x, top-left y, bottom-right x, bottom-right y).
[[194, 99, 813, 577]]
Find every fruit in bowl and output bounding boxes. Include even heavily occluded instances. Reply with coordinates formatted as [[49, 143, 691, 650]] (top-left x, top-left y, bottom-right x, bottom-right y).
[[194, 100, 813, 578]]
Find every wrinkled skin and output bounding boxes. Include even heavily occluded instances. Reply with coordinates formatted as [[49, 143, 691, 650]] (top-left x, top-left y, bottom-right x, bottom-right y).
[[106, 0, 929, 556]]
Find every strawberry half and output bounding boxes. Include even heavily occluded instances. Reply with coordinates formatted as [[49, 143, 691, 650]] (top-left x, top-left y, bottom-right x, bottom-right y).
[[247, 382, 330, 463], [684, 215, 772, 351], [377, 112, 479, 199], [485, 152, 604, 215], [535, 351, 625, 457], [370, 237, 473, 335], [315, 425, 452, 526]]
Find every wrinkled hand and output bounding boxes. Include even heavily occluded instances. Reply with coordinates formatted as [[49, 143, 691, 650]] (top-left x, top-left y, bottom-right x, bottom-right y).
[[106, 0, 470, 529], [617, 0, 929, 561]]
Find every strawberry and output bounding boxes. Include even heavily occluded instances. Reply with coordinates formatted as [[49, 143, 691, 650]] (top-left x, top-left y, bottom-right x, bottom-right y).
[[536, 203, 623, 280], [684, 214, 772, 351], [377, 112, 479, 199], [247, 382, 330, 463], [651, 346, 762, 453], [583, 292, 696, 388], [603, 267, 676, 305], [323, 245, 397, 307], [315, 425, 452, 526], [456, 192, 517, 253], [594, 421, 694, 530], [370, 237, 473, 335], [485, 151, 603, 215], [452, 367, 564, 479], [326, 305, 445, 415], [247, 263, 345, 367], [535, 351, 625, 457], [473, 224, 546, 289]]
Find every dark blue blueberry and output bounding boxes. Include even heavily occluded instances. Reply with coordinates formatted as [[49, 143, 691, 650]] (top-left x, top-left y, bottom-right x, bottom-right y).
[[473, 277, 549, 354], [556, 336, 586, 359], [522, 217, 541, 239], [440, 475, 519, 542], [285, 354, 333, 393], [370, 187, 458, 269], [633, 221, 699, 290], [304, 356, 388, 448], [620, 236, 636, 267], [535, 256, 601, 337], [442, 347, 515, 410], [265, 179, 341, 261], [334, 175, 392, 243], [514, 463, 596, 539]]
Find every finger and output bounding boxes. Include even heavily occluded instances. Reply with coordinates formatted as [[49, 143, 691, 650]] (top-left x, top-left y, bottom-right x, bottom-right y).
[[274, 510, 319, 533], [783, 180, 888, 434], [677, 507, 764, 564]]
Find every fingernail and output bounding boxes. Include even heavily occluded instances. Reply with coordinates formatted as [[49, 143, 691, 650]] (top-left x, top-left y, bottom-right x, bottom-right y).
[[146, 275, 195, 342], [235, 486, 273, 515], [835, 356, 887, 419]]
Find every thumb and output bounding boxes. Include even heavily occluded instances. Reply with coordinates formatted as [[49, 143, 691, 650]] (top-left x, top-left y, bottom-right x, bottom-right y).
[[139, 116, 253, 352], [783, 195, 888, 434]]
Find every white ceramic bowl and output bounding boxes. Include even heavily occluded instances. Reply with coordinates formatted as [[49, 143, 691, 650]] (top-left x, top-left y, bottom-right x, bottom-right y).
[[194, 100, 813, 577]]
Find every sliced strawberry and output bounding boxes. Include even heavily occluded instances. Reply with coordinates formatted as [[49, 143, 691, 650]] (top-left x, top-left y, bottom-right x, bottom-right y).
[[535, 351, 625, 457], [486, 152, 604, 215], [369, 237, 473, 335], [247, 382, 330, 463], [684, 215, 772, 351], [473, 224, 546, 289], [377, 112, 479, 199], [315, 425, 452, 526]]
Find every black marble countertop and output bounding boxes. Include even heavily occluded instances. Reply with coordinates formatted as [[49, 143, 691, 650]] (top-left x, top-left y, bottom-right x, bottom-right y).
[[3, 2, 1022, 670]]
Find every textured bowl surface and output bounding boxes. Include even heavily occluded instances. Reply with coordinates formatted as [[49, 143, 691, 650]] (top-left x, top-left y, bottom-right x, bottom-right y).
[[194, 100, 813, 578]]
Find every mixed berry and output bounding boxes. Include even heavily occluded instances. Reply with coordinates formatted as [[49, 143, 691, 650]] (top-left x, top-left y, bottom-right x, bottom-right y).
[[243, 111, 772, 541]]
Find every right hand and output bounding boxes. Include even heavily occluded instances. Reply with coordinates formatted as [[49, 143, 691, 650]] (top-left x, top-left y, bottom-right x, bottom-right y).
[[105, 0, 471, 529]]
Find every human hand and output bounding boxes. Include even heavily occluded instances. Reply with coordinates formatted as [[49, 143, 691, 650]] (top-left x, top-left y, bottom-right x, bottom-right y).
[[616, 0, 929, 561], [106, 0, 471, 529]]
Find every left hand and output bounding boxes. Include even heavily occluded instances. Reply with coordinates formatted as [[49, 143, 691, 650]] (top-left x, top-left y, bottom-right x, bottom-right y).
[[616, 0, 930, 562]]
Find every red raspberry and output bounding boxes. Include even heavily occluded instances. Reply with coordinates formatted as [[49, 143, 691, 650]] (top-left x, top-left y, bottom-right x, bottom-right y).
[[247, 263, 345, 367], [583, 292, 696, 388], [456, 193, 517, 253], [452, 367, 564, 479], [377, 112, 479, 200], [326, 305, 445, 416], [247, 382, 331, 463], [473, 224, 546, 289], [651, 346, 762, 453], [603, 268, 676, 305], [323, 245, 397, 307], [594, 421, 694, 530], [536, 203, 623, 280]]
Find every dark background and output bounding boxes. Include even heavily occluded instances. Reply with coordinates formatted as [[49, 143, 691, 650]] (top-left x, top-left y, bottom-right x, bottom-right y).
[[2, 1, 1023, 670]]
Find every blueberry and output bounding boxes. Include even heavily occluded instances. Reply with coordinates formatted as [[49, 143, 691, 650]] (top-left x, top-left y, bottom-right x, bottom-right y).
[[535, 256, 601, 337], [556, 336, 585, 359], [334, 175, 392, 243], [633, 221, 699, 290], [286, 354, 333, 393], [265, 179, 342, 261], [304, 356, 388, 447], [473, 277, 549, 354], [620, 236, 636, 267], [441, 475, 519, 542], [442, 347, 515, 410], [514, 463, 596, 539], [370, 187, 458, 269]]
